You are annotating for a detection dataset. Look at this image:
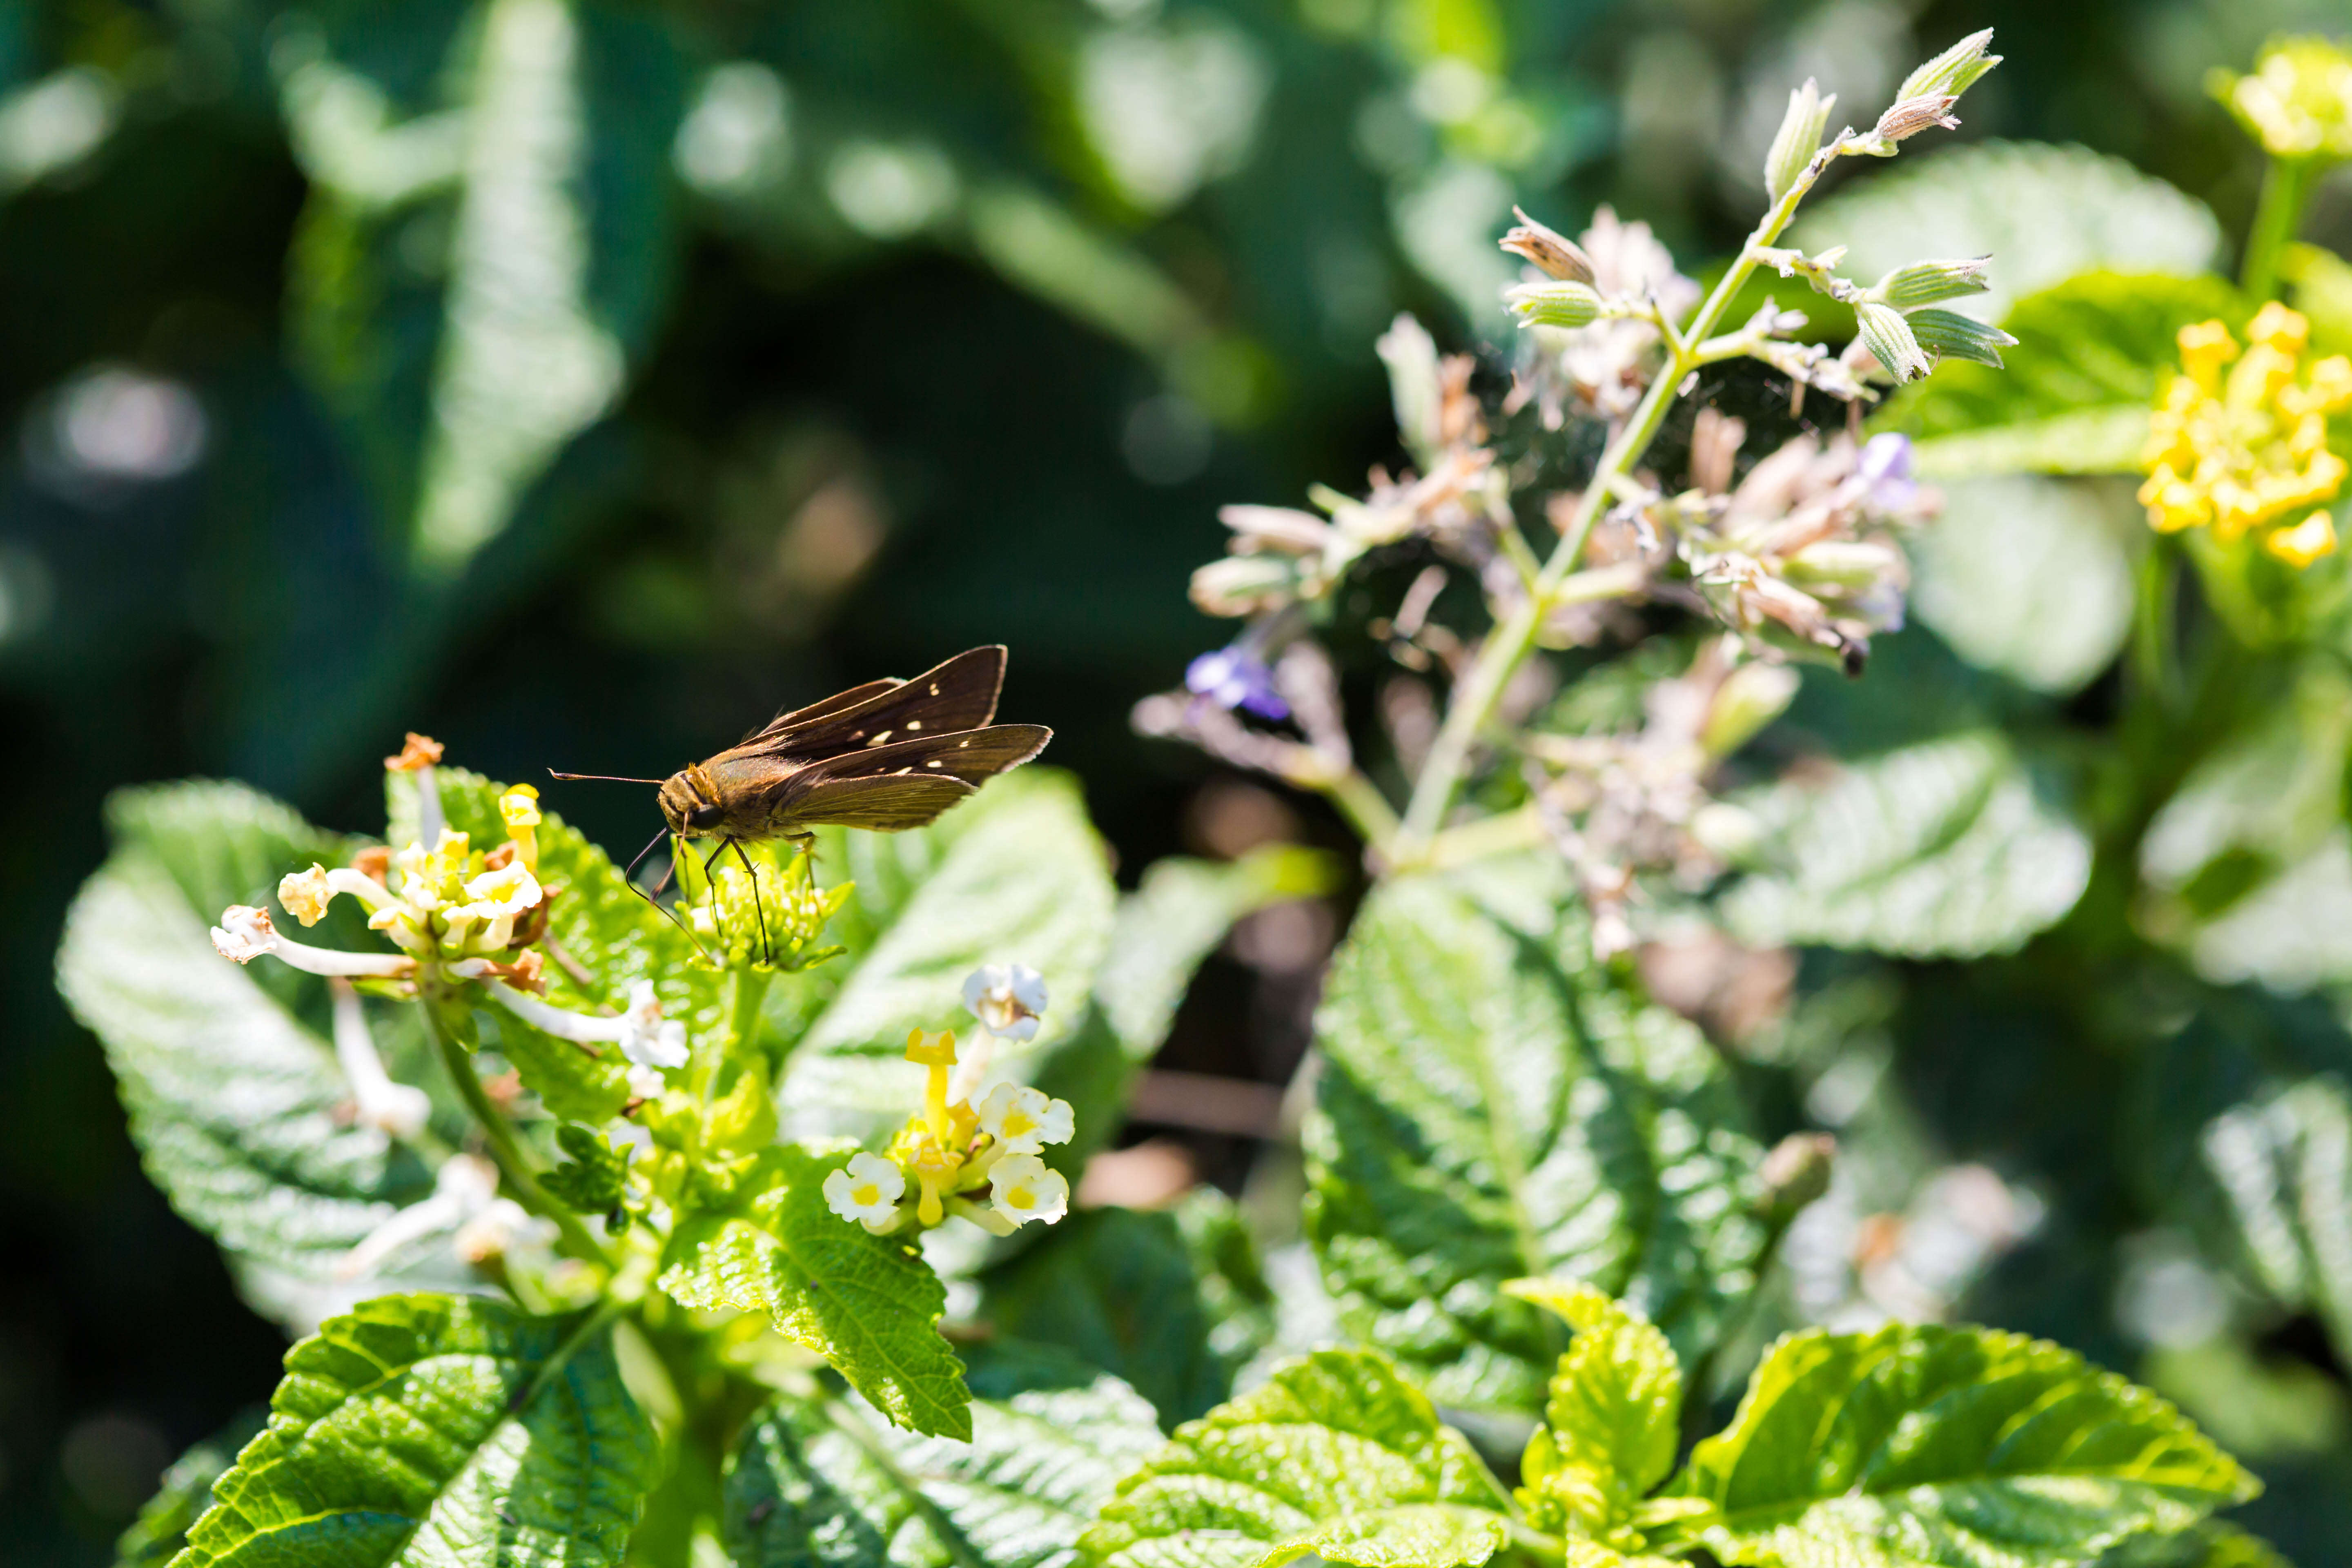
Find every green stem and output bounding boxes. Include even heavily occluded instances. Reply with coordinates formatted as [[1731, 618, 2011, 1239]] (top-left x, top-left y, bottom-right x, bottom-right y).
[[1395, 145, 1842, 856], [424, 997, 616, 1269], [2129, 537, 2180, 712], [702, 966, 775, 1102], [1324, 768, 1404, 858], [2240, 154, 2311, 303]]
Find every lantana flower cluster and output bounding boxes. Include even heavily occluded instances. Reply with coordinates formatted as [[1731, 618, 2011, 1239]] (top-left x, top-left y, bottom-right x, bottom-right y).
[[206, 737, 704, 1277], [2138, 304, 2352, 567], [2212, 36, 2352, 163], [823, 962, 1076, 1237]]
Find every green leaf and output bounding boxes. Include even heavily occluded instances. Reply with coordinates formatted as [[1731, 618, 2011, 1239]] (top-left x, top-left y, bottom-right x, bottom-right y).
[[774, 771, 1118, 1149], [1907, 477, 2143, 695], [1038, 844, 1338, 1178], [2095, 1523, 2295, 1568], [2201, 1075, 2352, 1364], [726, 1363, 1164, 1568], [1719, 730, 2091, 958], [1871, 272, 2247, 478], [1305, 860, 1765, 1416], [56, 783, 434, 1295], [658, 1143, 971, 1438], [115, 1410, 266, 1568], [543, 1123, 633, 1230], [1682, 1323, 2259, 1568], [2136, 665, 2352, 990], [979, 1192, 1275, 1428], [1790, 143, 2222, 325], [177, 1293, 657, 1567], [1081, 1348, 1513, 1568], [1096, 846, 1337, 1061], [284, 0, 688, 573], [1505, 1281, 1679, 1537]]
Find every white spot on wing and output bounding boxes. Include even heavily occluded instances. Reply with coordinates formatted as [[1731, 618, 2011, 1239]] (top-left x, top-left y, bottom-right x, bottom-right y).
[[926, 760, 941, 767], [866, 730, 892, 746], [906, 719, 922, 730], [928, 683, 940, 695], [957, 739, 971, 748]]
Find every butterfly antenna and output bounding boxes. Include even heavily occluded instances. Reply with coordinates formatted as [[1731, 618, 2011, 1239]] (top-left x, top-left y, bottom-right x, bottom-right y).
[[550, 770, 666, 784]]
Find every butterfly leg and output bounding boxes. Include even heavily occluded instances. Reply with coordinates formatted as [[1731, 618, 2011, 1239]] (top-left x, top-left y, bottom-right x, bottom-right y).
[[624, 826, 711, 959], [729, 838, 773, 967]]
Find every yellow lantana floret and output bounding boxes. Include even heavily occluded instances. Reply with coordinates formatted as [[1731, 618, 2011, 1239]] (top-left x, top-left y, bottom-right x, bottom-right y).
[[2138, 311, 2350, 566]]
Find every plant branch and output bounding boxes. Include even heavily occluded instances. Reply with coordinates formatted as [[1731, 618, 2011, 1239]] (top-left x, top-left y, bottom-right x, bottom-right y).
[[1394, 137, 1852, 856], [425, 997, 616, 1269]]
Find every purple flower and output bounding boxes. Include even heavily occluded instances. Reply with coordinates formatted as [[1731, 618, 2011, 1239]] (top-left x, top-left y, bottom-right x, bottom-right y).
[[1186, 644, 1289, 720], [1857, 432, 1919, 515]]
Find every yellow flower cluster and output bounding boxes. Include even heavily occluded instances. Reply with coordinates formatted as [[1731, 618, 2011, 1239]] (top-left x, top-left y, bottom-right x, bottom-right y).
[[2212, 36, 2352, 161], [2138, 305, 2352, 567]]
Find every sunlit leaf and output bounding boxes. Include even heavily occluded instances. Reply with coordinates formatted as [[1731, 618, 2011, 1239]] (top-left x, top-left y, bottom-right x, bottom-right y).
[[1684, 1323, 2259, 1568], [1081, 1348, 1513, 1568], [177, 1294, 657, 1567], [1720, 730, 2091, 958], [1306, 860, 1765, 1415]]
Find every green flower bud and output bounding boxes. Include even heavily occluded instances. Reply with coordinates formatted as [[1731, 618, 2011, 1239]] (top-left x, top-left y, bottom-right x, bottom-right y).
[[1764, 78, 1835, 203], [1701, 661, 1801, 760], [1897, 28, 2002, 104], [1505, 279, 1605, 330], [1904, 307, 2018, 369], [1871, 257, 1991, 310], [1854, 301, 1930, 382], [1190, 553, 1311, 617], [1759, 1132, 1836, 1222]]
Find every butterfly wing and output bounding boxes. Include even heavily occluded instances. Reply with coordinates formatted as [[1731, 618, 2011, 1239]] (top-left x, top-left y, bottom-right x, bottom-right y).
[[748, 647, 1007, 760], [743, 677, 902, 744], [782, 773, 977, 831], [766, 723, 1050, 833]]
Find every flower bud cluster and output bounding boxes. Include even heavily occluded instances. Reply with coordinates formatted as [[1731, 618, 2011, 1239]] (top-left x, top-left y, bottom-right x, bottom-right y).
[[1190, 317, 1504, 623], [1502, 207, 1699, 424], [824, 963, 1075, 1238], [1670, 423, 1938, 672], [682, 840, 851, 971], [2138, 305, 2352, 567], [2212, 36, 2352, 163]]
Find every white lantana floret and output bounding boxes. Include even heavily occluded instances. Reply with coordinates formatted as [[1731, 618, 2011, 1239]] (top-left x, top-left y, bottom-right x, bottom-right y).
[[976, 1083, 1074, 1155], [330, 979, 430, 1140], [987, 1153, 1069, 1227], [962, 963, 1048, 1041], [619, 981, 689, 1070], [466, 974, 688, 1069], [211, 906, 416, 978], [825, 1151, 908, 1230]]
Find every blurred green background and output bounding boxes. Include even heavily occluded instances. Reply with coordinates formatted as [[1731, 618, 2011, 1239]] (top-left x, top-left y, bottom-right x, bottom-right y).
[[8, 0, 2351, 1561]]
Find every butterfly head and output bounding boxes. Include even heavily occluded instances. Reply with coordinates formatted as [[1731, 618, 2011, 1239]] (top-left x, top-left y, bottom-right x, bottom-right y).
[[658, 766, 728, 838]]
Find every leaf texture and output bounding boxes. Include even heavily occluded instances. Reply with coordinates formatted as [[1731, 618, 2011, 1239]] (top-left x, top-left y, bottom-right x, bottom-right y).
[[1684, 1323, 2259, 1568], [57, 783, 433, 1292], [1720, 731, 2091, 958], [1081, 1348, 1512, 1568], [176, 1294, 657, 1567], [658, 1144, 970, 1438], [726, 1365, 1163, 1568], [1305, 861, 1764, 1415]]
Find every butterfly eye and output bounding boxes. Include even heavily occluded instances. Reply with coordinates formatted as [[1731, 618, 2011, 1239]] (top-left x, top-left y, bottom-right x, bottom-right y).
[[687, 804, 724, 831]]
